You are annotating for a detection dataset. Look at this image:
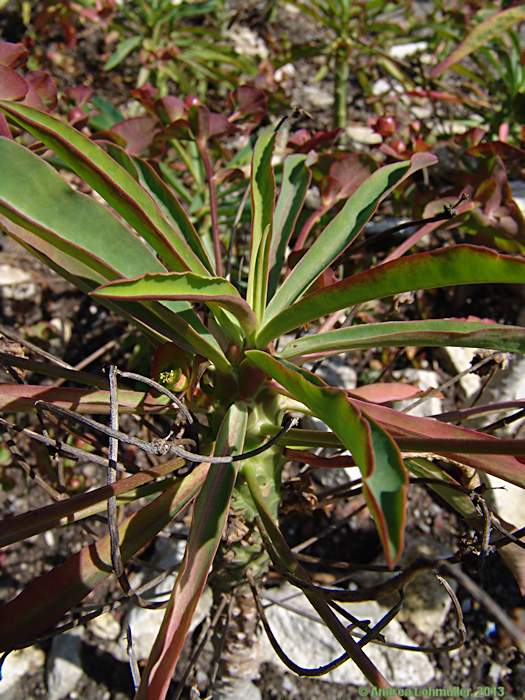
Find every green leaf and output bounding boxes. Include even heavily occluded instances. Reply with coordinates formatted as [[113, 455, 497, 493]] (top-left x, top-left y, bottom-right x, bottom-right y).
[[245, 351, 408, 567], [263, 153, 437, 325], [257, 245, 525, 347], [0, 137, 164, 281], [280, 319, 525, 360], [0, 101, 208, 275], [268, 154, 311, 299], [432, 6, 525, 78], [89, 96, 124, 131], [104, 36, 142, 71], [137, 403, 248, 699], [95, 272, 257, 336], [406, 458, 478, 522], [0, 143, 230, 367], [132, 157, 214, 273], [247, 127, 277, 322], [2, 222, 204, 350]]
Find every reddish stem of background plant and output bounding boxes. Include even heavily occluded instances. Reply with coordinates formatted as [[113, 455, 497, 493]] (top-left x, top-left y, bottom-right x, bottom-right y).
[[198, 139, 223, 277]]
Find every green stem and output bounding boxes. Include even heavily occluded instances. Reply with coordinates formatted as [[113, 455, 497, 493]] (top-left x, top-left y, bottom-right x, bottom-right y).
[[334, 44, 350, 131], [243, 463, 396, 694]]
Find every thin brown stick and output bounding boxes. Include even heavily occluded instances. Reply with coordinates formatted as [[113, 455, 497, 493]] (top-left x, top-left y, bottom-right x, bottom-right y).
[[0, 324, 74, 369], [439, 561, 525, 654]]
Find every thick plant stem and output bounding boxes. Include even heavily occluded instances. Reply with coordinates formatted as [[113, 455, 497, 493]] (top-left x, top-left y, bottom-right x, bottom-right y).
[[334, 44, 350, 131], [243, 463, 397, 695], [198, 140, 223, 276]]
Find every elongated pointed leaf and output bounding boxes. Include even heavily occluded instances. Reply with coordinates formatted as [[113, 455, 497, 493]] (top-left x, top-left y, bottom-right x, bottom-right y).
[[137, 403, 248, 700], [257, 245, 525, 346], [0, 464, 208, 651], [432, 6, 525, 78], [268, 154, 311, 299], [104, 35, 142, 71], [263, 153, 437, 324], [349, 399, 525, 488], [0, 212, 231, 370], [0, 136, 165, 280], [280, 319, 525, 360], [0, 101, 208, 274], [0, 384, 167, 414], [0, 458, 186, 548], [1, 222, 190, 348], [245, 351, 407, 567], [247, 128, 277, 321], [95, 272, 257, 336], [132, 157, 214, 273]]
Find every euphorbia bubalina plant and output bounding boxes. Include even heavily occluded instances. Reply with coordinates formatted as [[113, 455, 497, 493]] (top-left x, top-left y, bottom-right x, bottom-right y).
[[1, 78, 525, 698]]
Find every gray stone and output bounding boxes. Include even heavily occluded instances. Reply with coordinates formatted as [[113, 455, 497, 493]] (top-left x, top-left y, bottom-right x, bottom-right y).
[[439, 347, 482, 400], [313, 356, 357, 391], [258, 584, 435, 686], [392, 368, 443, 417], [46, 629, 83, 700], [214, 678, 262, 700], [87, 611, 121, 641], [0, 264, 36, 301], [395, 536, 456, 636]]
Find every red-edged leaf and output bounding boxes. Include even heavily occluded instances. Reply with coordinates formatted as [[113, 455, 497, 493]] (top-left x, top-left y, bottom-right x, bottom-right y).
[[353, 399, 525, 488], [246, 351, 408, 567], [0, 465, 208, 651], [258, 245, 525, 346], [109, 116, 157, 155], [0, 385, 166, 414], [137, 403, 248, 699]]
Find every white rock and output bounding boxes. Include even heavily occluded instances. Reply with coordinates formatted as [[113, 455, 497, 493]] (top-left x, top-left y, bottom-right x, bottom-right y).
[[46, 628, 83, 700], [438, 347, 482, 400], [258, 584, 435, 686], [274, 63, 296, 85], [0, 265, 36, 301], [510, 181, 525, 214], [371, 78, 392, 96], [471, 354, 525, 593], [0, 646, 45, 700], [301, 84, 333, 110], [389, 42, 428, 59], [226, 25, 268, 60], [346, 125, 383, 144], [393, 368, 443, 417], [87, 611, 121, 641]]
